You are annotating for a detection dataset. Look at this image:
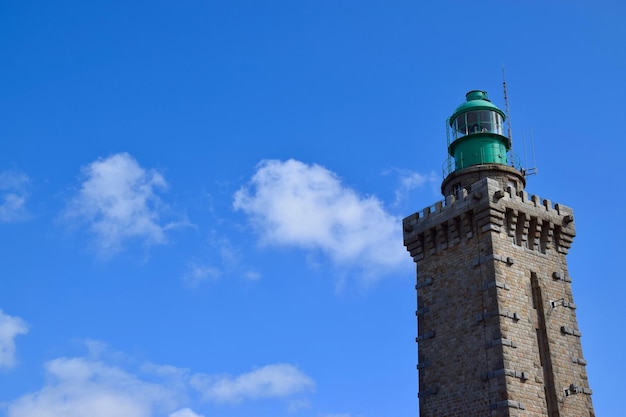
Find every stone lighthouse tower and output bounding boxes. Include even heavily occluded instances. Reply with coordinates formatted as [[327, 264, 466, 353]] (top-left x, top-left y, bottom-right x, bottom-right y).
[[402, 90, 594, 416]]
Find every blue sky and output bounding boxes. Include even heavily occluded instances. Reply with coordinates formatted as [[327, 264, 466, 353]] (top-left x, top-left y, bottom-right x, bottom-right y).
[[0, 1, 624, 416]]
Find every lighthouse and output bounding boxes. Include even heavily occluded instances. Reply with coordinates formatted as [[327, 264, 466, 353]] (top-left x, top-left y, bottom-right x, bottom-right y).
[[403, 90, 595, 416]]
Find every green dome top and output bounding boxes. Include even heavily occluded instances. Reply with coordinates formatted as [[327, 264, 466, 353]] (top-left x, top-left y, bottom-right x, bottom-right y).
[[449, 90, 506, 125]]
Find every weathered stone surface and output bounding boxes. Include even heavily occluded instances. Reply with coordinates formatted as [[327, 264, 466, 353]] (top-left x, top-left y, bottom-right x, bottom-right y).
[[404, 177, 594, 417]]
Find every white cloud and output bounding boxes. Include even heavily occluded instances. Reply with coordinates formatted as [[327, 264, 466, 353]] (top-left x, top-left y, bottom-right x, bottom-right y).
[[169, 408, 204, 417], [0, 309, 29, 369], [7, 342, 315, 416], [0, 170, 29, 222], [63, 153, 175, 255], [233, 159, 406, 282], [190, 363, 315, 403], [6, 357, 179, 417]]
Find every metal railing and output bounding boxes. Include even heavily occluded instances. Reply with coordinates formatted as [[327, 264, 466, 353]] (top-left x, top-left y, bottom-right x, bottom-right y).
[[442, 151, 524, 178]]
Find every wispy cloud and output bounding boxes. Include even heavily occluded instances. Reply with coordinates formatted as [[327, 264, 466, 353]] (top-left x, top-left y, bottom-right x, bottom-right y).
[[183, 262, 221, 286], [190, 363, 315, 403], [183, 233, 261, 287], [0, 309, 29, 369], [62, 153, 180, 256], [233, 159, 406, 283], [0, 170, 30, 223], [385, 168, 439, 206]]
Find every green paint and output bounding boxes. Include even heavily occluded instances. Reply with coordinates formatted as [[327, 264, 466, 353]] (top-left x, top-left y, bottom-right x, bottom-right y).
[[447, 90, 511, 171]]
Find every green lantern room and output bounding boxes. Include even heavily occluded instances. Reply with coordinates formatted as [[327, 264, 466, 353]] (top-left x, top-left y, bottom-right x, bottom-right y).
[[441, 90, 526, 196], [448, 90, 510, 170]]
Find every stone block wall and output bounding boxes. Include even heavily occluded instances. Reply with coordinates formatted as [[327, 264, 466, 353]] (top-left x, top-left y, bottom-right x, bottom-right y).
[[403, 178, 594, 417]]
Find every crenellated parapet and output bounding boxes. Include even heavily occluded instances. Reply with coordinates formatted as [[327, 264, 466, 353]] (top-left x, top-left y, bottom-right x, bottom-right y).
[[403, 177, 576, 261]]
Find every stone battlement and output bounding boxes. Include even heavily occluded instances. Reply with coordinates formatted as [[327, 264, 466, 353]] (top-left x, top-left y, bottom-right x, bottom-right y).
[[403, 178, 577, 261], [404, 177, 573, 228]]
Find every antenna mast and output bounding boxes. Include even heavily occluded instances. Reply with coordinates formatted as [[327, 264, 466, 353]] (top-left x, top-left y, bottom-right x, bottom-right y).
[[502, 67, 513, 145], [503, 68, 538, 176], [528, 128, 538, 175]]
